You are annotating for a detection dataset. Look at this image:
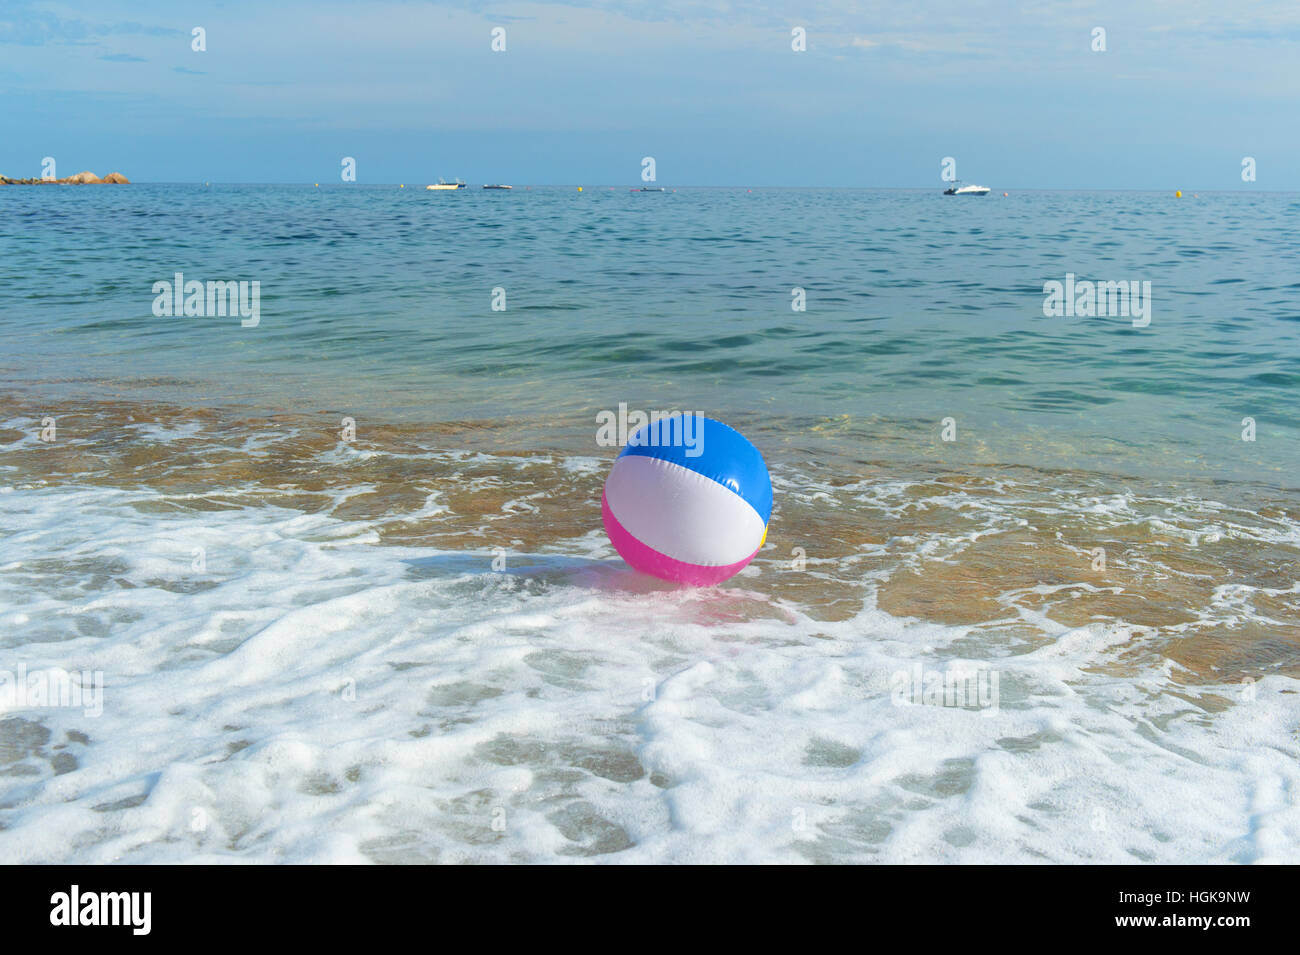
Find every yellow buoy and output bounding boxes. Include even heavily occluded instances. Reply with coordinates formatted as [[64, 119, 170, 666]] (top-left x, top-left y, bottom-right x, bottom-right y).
[[577, 186, 583, 192], [1175, 190, 1182, 197]]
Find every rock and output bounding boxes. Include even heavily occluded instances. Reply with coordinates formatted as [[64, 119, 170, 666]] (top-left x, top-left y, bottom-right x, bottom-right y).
[[0, 170, 129, 185]]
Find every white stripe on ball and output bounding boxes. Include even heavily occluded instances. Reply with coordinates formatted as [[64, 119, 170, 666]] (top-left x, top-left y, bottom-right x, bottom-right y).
[[604, 455, 766, 567]]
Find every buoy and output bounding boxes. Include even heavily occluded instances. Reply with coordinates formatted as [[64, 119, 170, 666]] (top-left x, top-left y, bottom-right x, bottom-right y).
[[400, 184, 404, 188], [1003, 192, 1009, 197], [577, 186, 583, 192], [602, 416, 772, 585], [1175, 190, 1182, 197]]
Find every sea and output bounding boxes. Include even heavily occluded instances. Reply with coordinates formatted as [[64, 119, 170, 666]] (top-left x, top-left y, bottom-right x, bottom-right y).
[[1, 184, 1297, 863]]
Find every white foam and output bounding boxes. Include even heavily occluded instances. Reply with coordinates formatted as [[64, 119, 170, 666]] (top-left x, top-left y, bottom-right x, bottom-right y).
[[126, 421, 204, 443], [0, 476, 1297, 863]]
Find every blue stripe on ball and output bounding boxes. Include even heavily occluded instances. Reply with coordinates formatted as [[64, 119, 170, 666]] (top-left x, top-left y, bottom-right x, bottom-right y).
[[619, 416, 773, 524]]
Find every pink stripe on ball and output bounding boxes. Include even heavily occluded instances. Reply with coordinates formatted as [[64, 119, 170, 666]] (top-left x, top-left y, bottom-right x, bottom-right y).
[[602, 490, 759, 585]]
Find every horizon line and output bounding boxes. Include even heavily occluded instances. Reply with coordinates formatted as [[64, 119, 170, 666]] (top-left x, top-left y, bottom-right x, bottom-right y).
[[18, 182, 1285, 193]]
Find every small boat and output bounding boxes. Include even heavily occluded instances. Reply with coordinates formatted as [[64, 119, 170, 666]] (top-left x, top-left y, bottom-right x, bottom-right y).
[[943, 182, 990, 196], [426, 178, 467, 190], [483, 184, 512, 190], [634, 187, 666, 192]]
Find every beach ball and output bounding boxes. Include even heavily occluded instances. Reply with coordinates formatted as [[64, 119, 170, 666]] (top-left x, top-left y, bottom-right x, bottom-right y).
[[602, 416, 772, 585]]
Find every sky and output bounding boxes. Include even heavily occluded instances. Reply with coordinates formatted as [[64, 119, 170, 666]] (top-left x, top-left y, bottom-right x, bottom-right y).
[[2, 0, 1299, 187]]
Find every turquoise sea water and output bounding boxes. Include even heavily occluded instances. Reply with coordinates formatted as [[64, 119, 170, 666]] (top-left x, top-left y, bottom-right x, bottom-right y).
[[3, 185, 1297, 481]]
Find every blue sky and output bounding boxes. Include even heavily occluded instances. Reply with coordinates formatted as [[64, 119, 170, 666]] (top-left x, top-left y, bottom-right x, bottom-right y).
[[2, 0, 1298, 187]]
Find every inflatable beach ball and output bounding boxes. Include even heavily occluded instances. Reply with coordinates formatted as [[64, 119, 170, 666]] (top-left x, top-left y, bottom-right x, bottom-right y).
[[601, 416, 772, 585]]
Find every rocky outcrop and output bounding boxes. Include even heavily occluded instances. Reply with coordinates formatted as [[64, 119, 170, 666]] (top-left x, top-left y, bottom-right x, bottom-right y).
[[0, 170, 130, 185]]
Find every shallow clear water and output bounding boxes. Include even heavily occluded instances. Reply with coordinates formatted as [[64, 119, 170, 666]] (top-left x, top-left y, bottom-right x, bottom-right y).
[[0, 185, 1297, 863], [4, 184, 1299, 478]]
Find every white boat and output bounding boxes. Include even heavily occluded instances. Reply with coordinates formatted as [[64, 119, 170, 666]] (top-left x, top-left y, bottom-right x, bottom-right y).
[[943, 182, 990, 196], [426, 178, 467, 191]]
